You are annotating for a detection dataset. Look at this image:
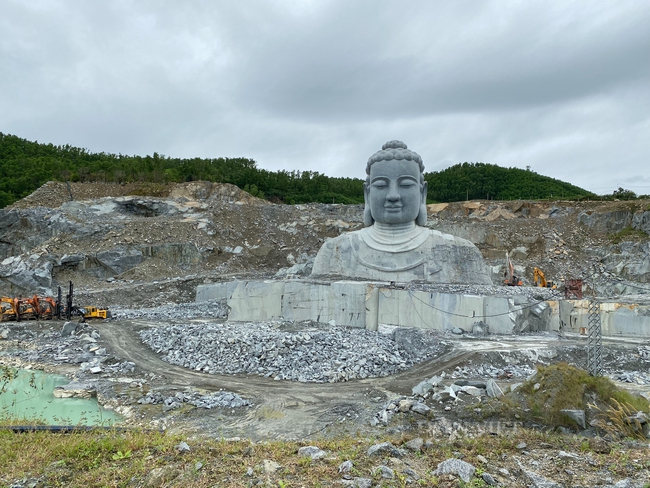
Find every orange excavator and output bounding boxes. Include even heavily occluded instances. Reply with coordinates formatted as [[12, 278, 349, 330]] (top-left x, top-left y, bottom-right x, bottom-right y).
[[503, 252, 523, 286], [28, 295, 58, 320]]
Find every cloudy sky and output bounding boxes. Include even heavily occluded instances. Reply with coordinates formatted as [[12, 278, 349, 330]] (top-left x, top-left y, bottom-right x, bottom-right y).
[[1, 1, 649, 195]]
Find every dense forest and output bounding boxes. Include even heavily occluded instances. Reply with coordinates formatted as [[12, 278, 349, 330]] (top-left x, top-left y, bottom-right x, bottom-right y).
[[425, 162, 594, 201], [0, 132, 599, 208]]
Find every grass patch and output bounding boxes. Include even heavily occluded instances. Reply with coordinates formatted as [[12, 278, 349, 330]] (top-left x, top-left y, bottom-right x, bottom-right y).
[[517, 363, 649, 428], [609, 226, 649, 244], [0, 427, 648, 487]]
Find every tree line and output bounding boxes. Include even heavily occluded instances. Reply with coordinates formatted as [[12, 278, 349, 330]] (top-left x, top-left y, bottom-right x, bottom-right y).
[[1, 132, 603, 209], [425, 162, 596, 202]]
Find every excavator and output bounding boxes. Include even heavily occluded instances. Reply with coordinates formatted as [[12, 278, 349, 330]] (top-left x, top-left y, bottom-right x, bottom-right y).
[[0, 297, 37, 321], [1, 297, 18, 321], [28, 295, 58, 320], [503, 252, 523, 286], [534, 267, 557, 289]]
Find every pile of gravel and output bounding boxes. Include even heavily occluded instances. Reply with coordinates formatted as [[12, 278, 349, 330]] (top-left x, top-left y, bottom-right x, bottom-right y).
[[111, 300, 228, 321], [140, 322, 448, 383], [610, 371, 650, 386], [450, 362, 536, 380], [138, 389, 251, 411]]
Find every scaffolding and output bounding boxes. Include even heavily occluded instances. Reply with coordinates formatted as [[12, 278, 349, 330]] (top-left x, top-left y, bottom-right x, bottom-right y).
[[587, 298, 603, 376]]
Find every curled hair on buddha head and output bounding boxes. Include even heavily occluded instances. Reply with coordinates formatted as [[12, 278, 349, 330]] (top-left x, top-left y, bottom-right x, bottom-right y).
[[363, 140, 428, 227], [365, 140, 425, 186]]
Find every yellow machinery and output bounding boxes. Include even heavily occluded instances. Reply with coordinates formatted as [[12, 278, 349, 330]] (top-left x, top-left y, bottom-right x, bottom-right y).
[[534, 267, 556, 289], [0, 297, 37, 321], [82, 306, 111, 320], [1, 297, 17, 321]]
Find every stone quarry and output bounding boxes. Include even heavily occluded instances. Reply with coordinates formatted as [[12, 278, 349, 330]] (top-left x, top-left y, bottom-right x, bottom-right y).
[[2, 179, 650, 486]]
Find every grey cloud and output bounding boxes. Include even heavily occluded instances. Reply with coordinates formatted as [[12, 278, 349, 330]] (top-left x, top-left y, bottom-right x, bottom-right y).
[[1, 0, 649, 195]]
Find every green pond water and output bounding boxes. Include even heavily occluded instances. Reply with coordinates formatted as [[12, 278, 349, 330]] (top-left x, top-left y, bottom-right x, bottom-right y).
[[0, 369, 122, 425]]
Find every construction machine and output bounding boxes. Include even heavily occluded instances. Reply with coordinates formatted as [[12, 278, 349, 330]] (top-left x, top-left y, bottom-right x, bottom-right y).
[[1, 297, 37, 321], [503, 252, 523, 286], [1, 297, 18, 321], [534, 267, 556, 289], [28, 295, 58, 320], [80, 306, 111, 320], [16, 298, 37, 320]]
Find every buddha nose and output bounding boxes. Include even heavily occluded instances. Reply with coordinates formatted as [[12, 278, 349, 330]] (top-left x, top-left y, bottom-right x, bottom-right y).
[[387, 185, 400, 202]]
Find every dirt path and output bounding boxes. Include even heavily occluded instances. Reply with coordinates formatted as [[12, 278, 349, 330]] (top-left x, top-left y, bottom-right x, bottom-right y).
[[98, 321, 582, 439]]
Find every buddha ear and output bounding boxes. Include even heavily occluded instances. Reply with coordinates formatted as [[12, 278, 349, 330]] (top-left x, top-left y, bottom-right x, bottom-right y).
[[416, 181, 428, 226], [363, 182, 374, 226]]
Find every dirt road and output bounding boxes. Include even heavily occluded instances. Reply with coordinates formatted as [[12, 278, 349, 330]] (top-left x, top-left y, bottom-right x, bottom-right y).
[[99, 321, 580, 439]]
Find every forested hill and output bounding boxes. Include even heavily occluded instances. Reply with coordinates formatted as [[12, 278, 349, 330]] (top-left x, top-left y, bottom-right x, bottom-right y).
[[0, 133, 593, 208], [425, 162, 594, 202]]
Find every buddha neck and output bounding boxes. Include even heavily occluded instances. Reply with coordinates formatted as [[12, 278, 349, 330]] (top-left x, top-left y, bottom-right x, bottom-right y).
[[372, 221, 417, 239], [359, 221, 429, 252]]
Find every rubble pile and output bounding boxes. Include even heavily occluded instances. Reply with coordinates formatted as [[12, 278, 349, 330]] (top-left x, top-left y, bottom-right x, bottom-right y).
[[10, 327, 112, 367], [139, 322, 449, 383], [111, 300, 228, 321], [138, 389, 252, 411]]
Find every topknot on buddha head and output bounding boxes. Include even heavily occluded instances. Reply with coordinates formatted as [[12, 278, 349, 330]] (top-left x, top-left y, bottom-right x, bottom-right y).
[[365, 140, 425, 185]]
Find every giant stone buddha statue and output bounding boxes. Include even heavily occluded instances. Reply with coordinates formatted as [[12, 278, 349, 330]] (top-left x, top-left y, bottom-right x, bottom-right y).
[[311, 140, 492, 284]]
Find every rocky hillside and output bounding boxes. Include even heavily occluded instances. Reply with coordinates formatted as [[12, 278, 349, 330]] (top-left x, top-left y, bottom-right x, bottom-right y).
[[1, 181, 649, 303]]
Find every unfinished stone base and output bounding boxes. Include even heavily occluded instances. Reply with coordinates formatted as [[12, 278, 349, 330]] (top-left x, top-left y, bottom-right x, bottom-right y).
[[196, 280, 550, 334], [196, 280, 650, 338]]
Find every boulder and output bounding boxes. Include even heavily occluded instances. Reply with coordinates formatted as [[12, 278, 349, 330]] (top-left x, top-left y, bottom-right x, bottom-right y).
[[560, 409, 586, 429], [435, 458, 476, 483], [412, 379, 434, 396], [95, 246, 143, 275], [404, 437, 424, 452], [510, 246, 528, 260], [485, 207, 517, 221], [61, 321, 77, 337], [143, 465, 181, 488], [472, 321, 489, 335], [486, 379, 504, 398], [367, 442, 404, 458], [53, 382, 97, 399], [297, 446, 327, 460], [411, 402, 431, 415], [338, 460, 353, 473]]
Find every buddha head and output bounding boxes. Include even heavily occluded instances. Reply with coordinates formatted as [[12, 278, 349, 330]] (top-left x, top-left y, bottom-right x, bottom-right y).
[[363, 140, 428, 227]]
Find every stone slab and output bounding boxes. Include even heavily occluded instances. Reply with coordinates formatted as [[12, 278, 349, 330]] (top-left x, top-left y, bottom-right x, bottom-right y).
[[195, 281, 650, 338], [228, 281, 284, 321]]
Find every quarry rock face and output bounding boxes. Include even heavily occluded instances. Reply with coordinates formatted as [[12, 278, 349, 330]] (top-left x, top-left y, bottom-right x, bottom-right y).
[[0, 253, 54, 295], [0, 181, 649, 300]]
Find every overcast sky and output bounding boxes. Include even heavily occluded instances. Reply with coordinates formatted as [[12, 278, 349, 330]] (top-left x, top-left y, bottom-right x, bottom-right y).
[[1, 1, 649, 195]]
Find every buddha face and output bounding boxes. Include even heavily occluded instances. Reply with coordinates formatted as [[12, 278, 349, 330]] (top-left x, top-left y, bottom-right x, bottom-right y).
[[364, 159, 427, 225]]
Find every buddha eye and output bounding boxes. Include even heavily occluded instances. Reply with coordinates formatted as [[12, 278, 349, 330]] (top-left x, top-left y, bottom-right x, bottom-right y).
[[400, 181, 416, 188], [372, 182, 388, 189]]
